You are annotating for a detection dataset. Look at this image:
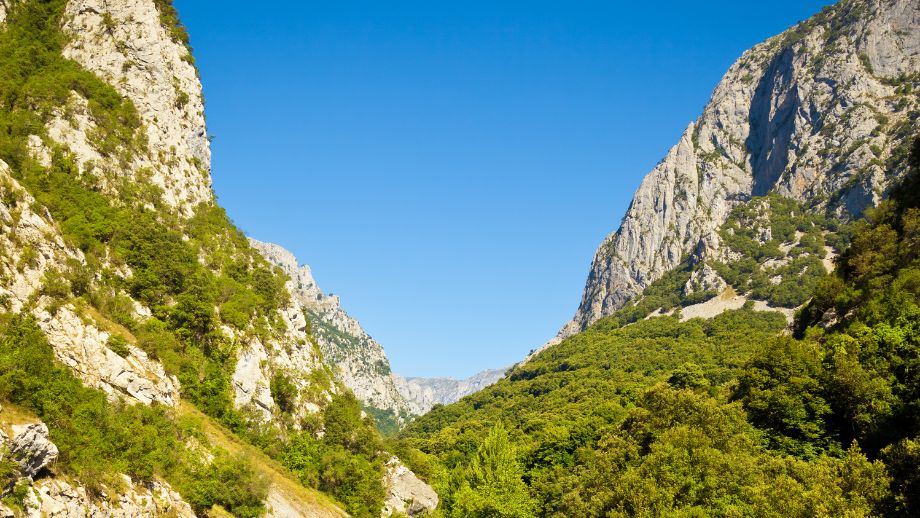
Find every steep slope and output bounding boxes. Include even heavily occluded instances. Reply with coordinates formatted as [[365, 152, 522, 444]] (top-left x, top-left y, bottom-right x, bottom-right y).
[[250, 239, 508, 423], [558, 0, 920, 341], [398, 139, 920, 518], [249, 239, 414, 428], [394, 368, 509, 415], [0, 1, 434, 515]]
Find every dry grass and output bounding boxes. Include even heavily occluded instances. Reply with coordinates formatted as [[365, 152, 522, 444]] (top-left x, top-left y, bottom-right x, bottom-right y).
[[0, 400, 39, 436], [77, 303, 137, 343], [178, 402, 347, 518]]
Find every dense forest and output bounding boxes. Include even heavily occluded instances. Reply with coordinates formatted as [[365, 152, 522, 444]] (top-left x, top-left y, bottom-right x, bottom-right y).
[[397, 137, 920, 517]]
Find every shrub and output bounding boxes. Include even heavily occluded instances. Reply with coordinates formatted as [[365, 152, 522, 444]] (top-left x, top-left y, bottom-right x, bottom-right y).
[[106, 335, 131, 358]]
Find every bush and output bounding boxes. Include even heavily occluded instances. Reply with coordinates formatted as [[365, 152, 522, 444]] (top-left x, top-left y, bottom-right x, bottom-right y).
[[106, 335, 131, 358], [270, 372, 298, 414], [183, 451, 268, 518]]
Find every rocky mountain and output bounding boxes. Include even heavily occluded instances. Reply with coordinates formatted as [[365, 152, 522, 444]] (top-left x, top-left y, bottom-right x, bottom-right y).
[[249, 239, 414, 427], [555, 0, 920, 343], [395, 368, 509, 415], [250, 239, 509, 424], [0, 0, 435, 515]]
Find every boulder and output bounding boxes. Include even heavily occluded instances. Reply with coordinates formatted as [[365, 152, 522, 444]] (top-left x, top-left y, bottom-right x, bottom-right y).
[[9, 423, 59, 478], [382, 457, 438, 516]]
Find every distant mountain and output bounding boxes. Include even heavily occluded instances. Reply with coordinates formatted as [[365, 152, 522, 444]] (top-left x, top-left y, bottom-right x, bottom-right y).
[[249, 239, 414, 428], [394, 368, 510, 415]]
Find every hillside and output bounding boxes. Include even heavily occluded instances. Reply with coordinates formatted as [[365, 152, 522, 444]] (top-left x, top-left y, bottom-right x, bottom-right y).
[[399, 136, 920, 517], [554, 0, 920, 344], [397, 0, 920, 516], [0, 1, 434, 516]]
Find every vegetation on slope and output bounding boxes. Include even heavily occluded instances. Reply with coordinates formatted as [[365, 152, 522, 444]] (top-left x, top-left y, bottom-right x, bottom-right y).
[[0, 1, 390, 516], [400, 140, 920, 517], [589, 194, 849, 332], [0, 315, 269, 517], [713, 194, 849, 308]]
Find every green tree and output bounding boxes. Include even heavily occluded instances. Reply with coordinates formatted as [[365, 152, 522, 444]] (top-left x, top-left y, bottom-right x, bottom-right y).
[[733, 337, 836, 458], [447, 423, 535, 518]]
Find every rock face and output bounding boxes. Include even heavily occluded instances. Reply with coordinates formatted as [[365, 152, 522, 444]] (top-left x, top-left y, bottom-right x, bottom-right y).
[[382, 457, 439, 517], [227, 290, 333, 422], [395, 368, 509, 415], [0, 412, 193, 518], [250, 239, 413, 422], [61, 0, 212, 214], [25, 477, 195, 518], [8, 423, 59, 478], [559, 0, 920, 340], [0, 162, 180, 407], [36, 306, 181, 406]]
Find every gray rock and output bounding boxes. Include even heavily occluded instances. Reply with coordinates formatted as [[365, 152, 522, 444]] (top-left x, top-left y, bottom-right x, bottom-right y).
[[556, 0, 920, 341], [394, 368, 509, 415], [28, 476, 196, 517], [61, 0, 213, 215], [382, 457, 439, 517], [9, 424, 58, 478]]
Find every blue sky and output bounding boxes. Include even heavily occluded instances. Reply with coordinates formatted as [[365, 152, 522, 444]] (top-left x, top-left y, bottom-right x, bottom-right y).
[[174, 0, 831, 378]]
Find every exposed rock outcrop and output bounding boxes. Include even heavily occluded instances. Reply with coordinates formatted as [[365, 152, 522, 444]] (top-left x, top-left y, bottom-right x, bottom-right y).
[[250, 239, 413, 421], [558, 0, 920, 341], [382, 457, 439, 517], [8, 423, 58, 479], [0, 163, 180, 407], [21, 476, 195, 517], [61, 0, 212, 213], [228, 299, 332, 422], [36, 306, 180, 406], [0, 412, 193, 518], [395, 368, 509, 415]]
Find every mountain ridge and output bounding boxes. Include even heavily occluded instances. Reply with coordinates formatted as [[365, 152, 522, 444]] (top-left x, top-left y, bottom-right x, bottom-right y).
[[552, 0, 920, 346], [248, 238, 414, 426], [394, 368, 510, 415]]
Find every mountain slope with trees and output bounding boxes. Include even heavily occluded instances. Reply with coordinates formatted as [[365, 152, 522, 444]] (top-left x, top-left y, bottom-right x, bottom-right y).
[[0, 1, 433, 516], [398, 137, 920, 516]]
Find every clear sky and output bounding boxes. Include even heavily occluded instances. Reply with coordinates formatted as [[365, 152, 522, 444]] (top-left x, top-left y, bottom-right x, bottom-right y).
[[174, 0, 831, 378]]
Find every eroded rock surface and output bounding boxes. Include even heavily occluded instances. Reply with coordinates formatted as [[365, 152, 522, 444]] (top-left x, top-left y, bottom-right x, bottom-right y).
[[9, 423, 58, 479], [62, 0, 212, 213], [558, 0, 920, 342], [382, 457, 439, 517], [250, 239, 412, 421]]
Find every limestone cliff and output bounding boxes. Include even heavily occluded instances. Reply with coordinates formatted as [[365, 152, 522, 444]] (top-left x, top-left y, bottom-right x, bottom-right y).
[[0, 1, 431, 515], [61, 0, 212, 213], [558, 0, 920, 341], [249, 239, 413, 424]]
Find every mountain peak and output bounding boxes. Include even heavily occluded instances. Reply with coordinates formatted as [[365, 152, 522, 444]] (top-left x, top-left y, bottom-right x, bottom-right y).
[[556, 0, 920, 340]]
